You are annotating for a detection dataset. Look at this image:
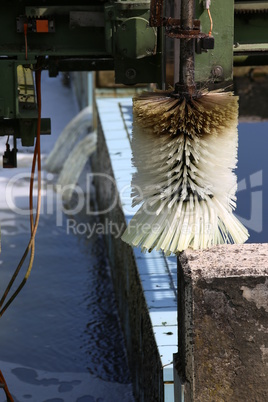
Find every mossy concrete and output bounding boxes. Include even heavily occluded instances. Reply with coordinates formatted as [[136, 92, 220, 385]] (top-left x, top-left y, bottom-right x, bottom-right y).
[[174, 244, 268, 402]]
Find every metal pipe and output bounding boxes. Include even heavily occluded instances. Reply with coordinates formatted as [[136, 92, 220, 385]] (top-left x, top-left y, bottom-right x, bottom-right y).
[[178, 0, 195, 93], [174, 0, 181, 84]]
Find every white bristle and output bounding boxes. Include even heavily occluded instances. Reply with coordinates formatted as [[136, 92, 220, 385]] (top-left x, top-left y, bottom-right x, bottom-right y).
[[121, 90, 249, 255]]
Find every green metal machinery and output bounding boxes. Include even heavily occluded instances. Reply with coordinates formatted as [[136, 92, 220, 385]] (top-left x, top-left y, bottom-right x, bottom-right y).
[[0, 0, 267, 163]]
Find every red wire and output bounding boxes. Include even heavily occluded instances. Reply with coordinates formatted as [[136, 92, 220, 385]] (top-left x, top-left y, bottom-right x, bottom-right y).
[[24, 23, 28, 60]]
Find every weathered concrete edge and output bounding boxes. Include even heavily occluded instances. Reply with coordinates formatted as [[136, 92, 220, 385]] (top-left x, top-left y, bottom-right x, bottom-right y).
[[180, 244, 268, 280], [91, 113, 166, 402], [174, 245, 268, 402]]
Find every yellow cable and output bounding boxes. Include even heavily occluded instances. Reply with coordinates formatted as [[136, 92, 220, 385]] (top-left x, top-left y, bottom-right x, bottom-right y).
[[207, 8, 213, 36], [0, 67, 42, 317]]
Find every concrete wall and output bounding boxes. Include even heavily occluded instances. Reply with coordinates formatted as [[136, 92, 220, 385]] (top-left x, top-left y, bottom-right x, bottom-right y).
[[91, 116, 165, 402], [70, 72, 166, 401], [174, 245, 268, 402]]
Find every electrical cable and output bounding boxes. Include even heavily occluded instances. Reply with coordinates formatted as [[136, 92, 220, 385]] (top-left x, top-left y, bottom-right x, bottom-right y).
[[0, 68, 42, 317], [24, 23, 28, 60], [204, 1, 213, 36], [0, 370, 14, 402], [207, 8, 213, 36]]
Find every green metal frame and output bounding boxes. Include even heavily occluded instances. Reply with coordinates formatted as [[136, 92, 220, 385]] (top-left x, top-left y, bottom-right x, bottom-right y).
[[234, 3, 268, 66], [0, 1, 163, 146], [104, 1, 163, 85], [0, 1, 267, 146], [195, 0, 268, 83], [0, 1, 163, 83], [195, 0, 235, 83]]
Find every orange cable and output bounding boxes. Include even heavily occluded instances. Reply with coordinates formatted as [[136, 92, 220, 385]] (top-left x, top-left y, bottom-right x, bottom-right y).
[[207, 8, 213, 36], [0, 370, 14, 402], [0, 68, 42, 317], [24, 23, 28, 60]]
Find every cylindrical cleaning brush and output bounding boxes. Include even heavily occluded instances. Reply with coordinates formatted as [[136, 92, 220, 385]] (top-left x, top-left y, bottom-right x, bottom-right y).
[[121, 0, 249, 256]]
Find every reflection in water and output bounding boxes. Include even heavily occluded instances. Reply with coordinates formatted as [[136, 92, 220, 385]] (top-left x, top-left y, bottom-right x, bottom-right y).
[[0, 71, 134, 401], [0, 172, 133, 401], [236, 121, 268, 243]]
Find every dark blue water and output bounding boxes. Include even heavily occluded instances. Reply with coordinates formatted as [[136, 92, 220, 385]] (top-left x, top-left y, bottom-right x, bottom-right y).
[[236, 121, 268, 243], [0, 177, 134, 401], [0, 72, 134, 402]]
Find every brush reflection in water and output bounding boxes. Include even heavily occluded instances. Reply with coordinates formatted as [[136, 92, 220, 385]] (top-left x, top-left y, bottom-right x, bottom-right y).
[[236, 120, 268, 244]]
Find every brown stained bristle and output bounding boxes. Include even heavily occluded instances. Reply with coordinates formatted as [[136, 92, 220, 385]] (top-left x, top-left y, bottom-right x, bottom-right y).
[[133, 90, 238, 138], [122, 90, 249, 255]]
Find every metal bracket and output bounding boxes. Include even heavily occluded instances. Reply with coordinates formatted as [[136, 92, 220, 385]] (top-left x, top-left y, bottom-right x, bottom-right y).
[[163, 18, 205, 39], [149, 0, 213, 43], [16, 15, 55, 33]]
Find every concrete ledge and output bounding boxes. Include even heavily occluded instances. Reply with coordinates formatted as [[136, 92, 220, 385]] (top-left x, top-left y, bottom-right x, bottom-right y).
[[174, 245, 268, 402], [92, 97, 177, 402]]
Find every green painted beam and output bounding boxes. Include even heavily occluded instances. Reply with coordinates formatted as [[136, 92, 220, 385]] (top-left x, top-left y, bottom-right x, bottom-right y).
[[195, 0, 234, 83]]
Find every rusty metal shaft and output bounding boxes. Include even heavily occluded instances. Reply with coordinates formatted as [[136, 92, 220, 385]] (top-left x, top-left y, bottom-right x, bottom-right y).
[[178, 0, 196, 94], [149, 0, 197, 94]]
